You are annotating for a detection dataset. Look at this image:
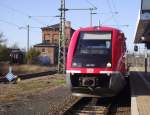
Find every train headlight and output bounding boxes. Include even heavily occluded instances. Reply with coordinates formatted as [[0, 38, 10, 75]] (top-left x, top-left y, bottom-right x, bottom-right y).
[[107, 62, 111, 68], [72, 62, 82, 67]]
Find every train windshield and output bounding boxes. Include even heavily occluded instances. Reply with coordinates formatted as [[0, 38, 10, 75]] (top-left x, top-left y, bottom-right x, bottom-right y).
[[72, 31, 112, 68]]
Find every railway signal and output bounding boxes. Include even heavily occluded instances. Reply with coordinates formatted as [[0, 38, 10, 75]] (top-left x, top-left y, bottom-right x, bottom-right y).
[[5, 66, 16, 82]]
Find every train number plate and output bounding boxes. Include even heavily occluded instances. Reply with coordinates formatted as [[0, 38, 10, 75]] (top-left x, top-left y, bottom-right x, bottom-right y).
[[86, 68, 94, 73]]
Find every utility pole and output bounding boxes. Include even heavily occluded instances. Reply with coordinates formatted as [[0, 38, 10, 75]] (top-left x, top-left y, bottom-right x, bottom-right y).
[[57, 0, 97, 73], [58, 0, 66, 73], [66, 8, 97, 27], [90, 8, 97, 27], [145, 44, 148, 73], [27, 24, 30, 53], [27, 24, 30, 64]]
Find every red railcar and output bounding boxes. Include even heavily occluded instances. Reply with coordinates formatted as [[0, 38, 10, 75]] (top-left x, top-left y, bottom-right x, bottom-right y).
[[66, 26, 127, 97]]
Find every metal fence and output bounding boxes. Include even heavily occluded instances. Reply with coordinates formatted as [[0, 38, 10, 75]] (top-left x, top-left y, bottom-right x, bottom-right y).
[[126, 54, 150, 67]]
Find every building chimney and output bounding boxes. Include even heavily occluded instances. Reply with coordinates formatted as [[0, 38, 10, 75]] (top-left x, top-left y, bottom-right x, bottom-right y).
[[65, 21, 71, 28]]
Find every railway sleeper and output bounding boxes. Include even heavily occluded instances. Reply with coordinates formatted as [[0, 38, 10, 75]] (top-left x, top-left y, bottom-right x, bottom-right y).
[[73, 110, 106, 115]]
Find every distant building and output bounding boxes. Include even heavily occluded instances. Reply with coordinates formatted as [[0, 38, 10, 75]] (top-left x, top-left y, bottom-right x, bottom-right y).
[[34, 43, 58, 65], [10, 49, 25, 64], [34, 21, 75, 65]]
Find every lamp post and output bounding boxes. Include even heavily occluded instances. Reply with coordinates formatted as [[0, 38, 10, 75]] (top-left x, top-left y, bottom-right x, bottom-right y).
[[141, 36, 148, 73], [145, 44, 148, 73]]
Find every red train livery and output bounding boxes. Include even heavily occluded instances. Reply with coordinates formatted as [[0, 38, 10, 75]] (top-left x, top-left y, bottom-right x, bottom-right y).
[[66, 26, 127, 97]]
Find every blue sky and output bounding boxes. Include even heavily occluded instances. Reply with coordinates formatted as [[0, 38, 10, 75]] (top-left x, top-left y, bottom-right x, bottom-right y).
[[0, 0, 141, 51]]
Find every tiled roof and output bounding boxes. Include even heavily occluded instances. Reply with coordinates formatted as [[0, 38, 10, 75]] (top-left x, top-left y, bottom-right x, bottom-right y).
[[41, 23, 60, 30], [34, 43, 58, 47]]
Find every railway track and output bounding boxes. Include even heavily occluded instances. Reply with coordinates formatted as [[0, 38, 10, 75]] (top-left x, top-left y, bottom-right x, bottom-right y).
[[0, 70, 56, 83], [62, 97, 113, 115], [62, 81, 131, 115], [63, 95, 130, 115]]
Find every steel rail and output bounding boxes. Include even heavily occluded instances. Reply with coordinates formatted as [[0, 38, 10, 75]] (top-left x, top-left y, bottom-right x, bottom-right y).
[[62, 97, 114, 115], [0, 70, 56, 83]]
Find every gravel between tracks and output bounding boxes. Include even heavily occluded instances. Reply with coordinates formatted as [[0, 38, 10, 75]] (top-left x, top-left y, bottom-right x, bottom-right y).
[[0, 75, 78, 115], [0, 85, 78, 115]]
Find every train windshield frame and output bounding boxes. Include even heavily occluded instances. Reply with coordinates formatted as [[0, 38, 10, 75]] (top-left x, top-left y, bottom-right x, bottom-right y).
[[72, 31, 112, 68]]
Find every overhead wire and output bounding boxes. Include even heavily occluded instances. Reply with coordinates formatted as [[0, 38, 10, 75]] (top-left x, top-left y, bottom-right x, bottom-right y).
[[111, 0, 118, 13], [0, 3, 29, 17], [108, 0, 130, 29], [84, 0, 121, 27], [97, 11, 118, 25], [0, 3, 47, 26], [0, 19, 42, 35], [106, 0, 119, 28], [0, 2, 50, 32], [0, 19, 20, 28], [101, 16, 115, 25], [98, 11, 118, 15], [110, 0, 121, 26], [85, 0, 97, 9], [103, 24, 129, 28], [29, 15, 59, 26]]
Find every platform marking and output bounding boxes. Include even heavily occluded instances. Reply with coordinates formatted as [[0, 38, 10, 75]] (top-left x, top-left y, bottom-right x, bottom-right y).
[[131, 96, 139, 115]]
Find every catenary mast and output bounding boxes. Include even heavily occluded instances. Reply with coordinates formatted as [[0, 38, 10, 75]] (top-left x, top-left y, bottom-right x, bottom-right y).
[[58, 0, 66, 73]]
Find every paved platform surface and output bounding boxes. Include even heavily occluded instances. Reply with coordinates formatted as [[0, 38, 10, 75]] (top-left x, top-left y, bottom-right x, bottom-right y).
[[130, 72, 150, 115]]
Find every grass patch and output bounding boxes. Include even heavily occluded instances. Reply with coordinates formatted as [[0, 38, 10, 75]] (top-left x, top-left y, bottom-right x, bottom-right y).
[[16, 78, 65, 93], [51, 79, 65, 85], [0, 64, 53, 75], [12, 64, 52, 74], [0, 75, 65, 102]]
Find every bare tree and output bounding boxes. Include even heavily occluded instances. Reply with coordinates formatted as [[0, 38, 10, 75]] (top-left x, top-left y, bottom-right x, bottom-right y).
[[0, 32, 9, 61], [11, 43, 19, 49], [0, 33, 7, 45]]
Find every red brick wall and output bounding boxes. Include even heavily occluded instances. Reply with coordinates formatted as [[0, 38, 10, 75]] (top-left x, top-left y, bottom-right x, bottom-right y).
[[42, 21, 72, 46]]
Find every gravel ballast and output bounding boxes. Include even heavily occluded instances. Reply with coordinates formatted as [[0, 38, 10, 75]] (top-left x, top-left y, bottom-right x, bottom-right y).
[[0, 74, 78, 115], [0, 85, 77, 115]]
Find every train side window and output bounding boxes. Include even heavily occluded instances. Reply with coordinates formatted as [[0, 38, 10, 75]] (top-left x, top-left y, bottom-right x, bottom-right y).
[[106, 41, 111, 48]]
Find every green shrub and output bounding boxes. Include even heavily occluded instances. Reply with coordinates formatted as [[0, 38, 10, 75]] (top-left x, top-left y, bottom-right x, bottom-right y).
[[26, 48, 40, 64]]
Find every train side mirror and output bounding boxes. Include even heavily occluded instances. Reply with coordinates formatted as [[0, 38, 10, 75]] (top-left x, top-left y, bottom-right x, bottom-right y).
[[134, 45, 138, 52], [146, 43, 150, 49]]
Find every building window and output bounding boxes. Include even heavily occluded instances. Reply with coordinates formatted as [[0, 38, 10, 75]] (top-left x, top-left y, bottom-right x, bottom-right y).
[[46, 40, 50, 43], [42, 48, 45, 52], [52, 38, 54, 43], [54, 39, 58, 43]]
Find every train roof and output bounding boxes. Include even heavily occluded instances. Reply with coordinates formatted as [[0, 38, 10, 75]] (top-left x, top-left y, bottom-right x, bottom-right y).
[[76, 26, 122, 32]]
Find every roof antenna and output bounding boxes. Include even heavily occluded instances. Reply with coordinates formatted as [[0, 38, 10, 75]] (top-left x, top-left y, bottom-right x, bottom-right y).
[[98, 19, 101, 27]]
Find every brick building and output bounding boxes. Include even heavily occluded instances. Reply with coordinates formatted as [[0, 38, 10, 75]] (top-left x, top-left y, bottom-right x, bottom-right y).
[[34, 21, 75, 65]]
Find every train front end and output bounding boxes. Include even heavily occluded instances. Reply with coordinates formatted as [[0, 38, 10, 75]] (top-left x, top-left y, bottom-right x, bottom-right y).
[[66, 27, 126, 97]]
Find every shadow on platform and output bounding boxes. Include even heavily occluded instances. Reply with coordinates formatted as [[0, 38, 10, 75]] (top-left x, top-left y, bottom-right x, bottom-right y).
[[130, 71, 150, 96]]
